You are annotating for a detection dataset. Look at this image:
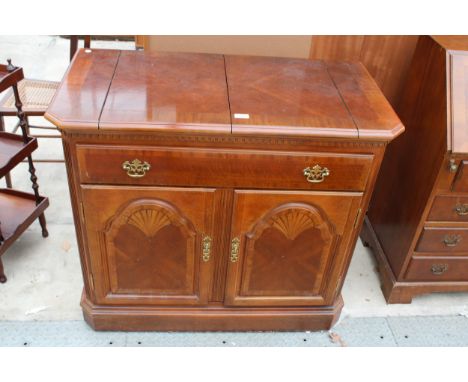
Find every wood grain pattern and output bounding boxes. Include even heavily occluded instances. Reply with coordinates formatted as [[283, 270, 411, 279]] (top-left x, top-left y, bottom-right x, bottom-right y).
[[362, 36, 468, 303], [415, 227, 468, 253], [224, 190, 362, 306], [405, 256, 468, 282], [309, 36, 419, 107], [81, 185, 216, 306], [45, 49, 121, 130], [428, 195, 468, 222], [226, 55, 403, 140], [366, 36, 448, 278], [309, 36, 364, 61], [48, 49, 400, 330], [75, 144, 373, 191], [99, 51, 231, 132], [225, 55, 358, 137]]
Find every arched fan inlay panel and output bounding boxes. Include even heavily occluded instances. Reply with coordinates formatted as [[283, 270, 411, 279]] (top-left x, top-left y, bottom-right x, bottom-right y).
[[241, 202, 337, 297], [104, 198, 197, 295]]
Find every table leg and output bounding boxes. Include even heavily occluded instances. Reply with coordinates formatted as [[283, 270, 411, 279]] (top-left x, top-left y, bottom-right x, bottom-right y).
[[70, 36, 78, 61], [0, 257, 6, 283]]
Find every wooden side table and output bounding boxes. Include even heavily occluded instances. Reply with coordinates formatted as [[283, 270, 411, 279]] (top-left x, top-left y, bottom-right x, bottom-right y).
[[0, 60, 49, 283], [46, 50, 403, 331]]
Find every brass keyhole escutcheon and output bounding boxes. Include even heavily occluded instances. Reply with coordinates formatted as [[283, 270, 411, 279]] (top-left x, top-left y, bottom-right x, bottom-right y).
[[230, 237, 240, 263], [431, 264, 448, 275], [303, 165, 330, 183], [443, 234, 461, 247], [122, 159, 151, 178], [202, 236, 212, 262]]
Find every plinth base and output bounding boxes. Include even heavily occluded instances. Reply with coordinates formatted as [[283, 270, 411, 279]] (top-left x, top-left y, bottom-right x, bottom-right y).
[[81, 292, 344, 332]]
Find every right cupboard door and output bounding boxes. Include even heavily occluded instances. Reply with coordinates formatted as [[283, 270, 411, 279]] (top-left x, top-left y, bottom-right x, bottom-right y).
[[224, 190, 362, 306]]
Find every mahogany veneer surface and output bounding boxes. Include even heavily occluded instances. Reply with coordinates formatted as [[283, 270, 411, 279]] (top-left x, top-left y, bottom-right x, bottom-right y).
[[362, 36, 468, 304], [46, 49, 402, 331], [0, 189, 49, 254]]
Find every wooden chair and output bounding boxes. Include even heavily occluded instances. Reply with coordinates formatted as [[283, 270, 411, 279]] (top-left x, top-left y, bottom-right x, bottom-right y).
[[0, 76, 61, 190], [0, 59, 49, 283]]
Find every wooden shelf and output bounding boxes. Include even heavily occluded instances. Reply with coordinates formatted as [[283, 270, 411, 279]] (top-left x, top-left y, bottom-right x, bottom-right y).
[[0, 188, 49, 256], [0, 132, 38, 177]]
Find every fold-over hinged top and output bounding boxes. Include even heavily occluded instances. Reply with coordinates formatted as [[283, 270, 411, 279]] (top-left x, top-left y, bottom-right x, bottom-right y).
[[46, 49, 403, 141]]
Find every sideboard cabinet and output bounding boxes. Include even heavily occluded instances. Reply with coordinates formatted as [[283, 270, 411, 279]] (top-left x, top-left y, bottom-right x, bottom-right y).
[[361, 36, 468, 303], [46, 50, 402, 330]]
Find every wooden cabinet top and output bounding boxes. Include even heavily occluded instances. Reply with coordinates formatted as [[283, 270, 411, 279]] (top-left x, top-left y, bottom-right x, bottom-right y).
[[46, 49, 403, 141]]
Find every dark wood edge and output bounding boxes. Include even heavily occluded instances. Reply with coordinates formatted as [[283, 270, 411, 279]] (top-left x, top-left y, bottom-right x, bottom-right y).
[[0, 66, 24, 94], [0, 190, 49, 256], [0, 133, 38, 177], [360, 215, 468, 304], [81, 291, 344, 332]]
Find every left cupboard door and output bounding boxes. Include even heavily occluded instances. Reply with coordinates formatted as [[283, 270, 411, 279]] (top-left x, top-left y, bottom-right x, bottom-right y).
[[80, 186, 217, 306]]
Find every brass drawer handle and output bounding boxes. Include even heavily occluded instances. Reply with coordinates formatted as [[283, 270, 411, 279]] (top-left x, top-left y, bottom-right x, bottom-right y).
[[431, 264, 448, 275], [454, 204, 468, 216], [443, 234, 461, 247], [122, 159, 151, 178], [303, 165, 330, 183], [230, 237, 240, 263], [202, 235, 212, 262]]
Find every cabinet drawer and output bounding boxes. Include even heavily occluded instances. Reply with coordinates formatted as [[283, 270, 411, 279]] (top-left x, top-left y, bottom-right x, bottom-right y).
[[428, 195, 468, 222], [415, 227, 468, 253], [76, 145, 373, 191], [405, 256, 468, 281]]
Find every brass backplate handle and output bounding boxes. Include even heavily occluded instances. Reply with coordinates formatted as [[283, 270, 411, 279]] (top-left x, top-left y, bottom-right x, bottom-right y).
[[455, 204, 468, 216], [122, 159, 151, 178], [431, 264, 448, 275], [230, 237, 240, 263], [303, 165, 330, 183], [202, 235, 212, 262], [443, 234, 461, 247]]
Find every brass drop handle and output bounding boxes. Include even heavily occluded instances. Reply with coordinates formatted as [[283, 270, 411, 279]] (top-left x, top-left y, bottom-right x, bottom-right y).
[[303, 165, 330, 183], [454, 204, 468, 216], [122, 159, 151, 178], [431, 264, 448, 275], [443, 234, 461, 247], [202, 235, 212, 262], [230, 237, 240, 263]]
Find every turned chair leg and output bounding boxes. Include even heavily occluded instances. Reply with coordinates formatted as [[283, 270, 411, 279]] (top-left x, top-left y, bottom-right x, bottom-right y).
[[0, 115, 13, 188], [0, 257, 6, 283], [26, 155, 48, 237], [38, 213, 48, 238]]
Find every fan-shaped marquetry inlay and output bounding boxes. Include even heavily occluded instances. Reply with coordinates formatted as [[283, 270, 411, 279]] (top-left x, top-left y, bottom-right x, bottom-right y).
[[127, 208, 171, 237], [270, 210, 317, 240]]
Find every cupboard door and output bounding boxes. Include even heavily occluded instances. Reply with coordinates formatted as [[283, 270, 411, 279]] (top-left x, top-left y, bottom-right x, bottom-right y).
[[225, 190, 362, 306], [81, 185, 217, 306]]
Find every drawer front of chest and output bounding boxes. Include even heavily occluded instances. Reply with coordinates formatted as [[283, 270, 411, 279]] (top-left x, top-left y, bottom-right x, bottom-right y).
[[427, 194, 468, 222], [405, 256, 468, 282], [75, 144, 373, 191], [415, 227, 468, 253]]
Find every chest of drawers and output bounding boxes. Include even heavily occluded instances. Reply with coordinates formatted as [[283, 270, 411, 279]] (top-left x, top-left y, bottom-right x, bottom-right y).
[[46, 49, 402, 330], [361, 36, 468, 303]]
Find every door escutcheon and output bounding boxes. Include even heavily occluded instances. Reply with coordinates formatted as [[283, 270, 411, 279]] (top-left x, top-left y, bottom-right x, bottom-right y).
[[202, 235, 212, 262], [230, 237, 240, 263]]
